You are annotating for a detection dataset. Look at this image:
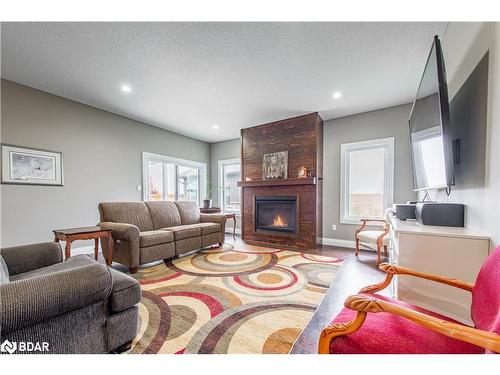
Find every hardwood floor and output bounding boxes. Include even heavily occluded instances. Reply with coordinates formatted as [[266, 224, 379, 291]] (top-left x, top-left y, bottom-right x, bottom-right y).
[[102, 234, 388, 354]]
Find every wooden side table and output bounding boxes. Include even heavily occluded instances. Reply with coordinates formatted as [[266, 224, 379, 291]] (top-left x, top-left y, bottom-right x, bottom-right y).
[[224, 213, 237, 240], [199, 207, 237, 240], [53, 226, 114, 266], [200, 207, 222, 214]]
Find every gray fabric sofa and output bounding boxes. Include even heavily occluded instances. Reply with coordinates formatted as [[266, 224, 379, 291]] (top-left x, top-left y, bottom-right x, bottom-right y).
[[98, 200, 227, 273], [0, 242, 141, 354]]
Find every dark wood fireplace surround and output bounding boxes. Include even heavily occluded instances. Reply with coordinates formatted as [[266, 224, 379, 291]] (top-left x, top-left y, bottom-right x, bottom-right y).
[[238, 112, 323, 249]]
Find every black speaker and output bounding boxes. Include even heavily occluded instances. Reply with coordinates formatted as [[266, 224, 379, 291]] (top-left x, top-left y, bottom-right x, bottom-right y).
[[395, 204, 417, 220], [416, 203, 465, 227]]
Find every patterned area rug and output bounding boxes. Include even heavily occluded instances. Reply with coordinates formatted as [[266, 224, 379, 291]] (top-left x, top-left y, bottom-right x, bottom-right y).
[[128, 244, 344, 354]]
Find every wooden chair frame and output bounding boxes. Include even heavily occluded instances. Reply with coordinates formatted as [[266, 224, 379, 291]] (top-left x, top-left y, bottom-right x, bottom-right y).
[[355, 219, 390, 265], [318, 262, 500, 354]]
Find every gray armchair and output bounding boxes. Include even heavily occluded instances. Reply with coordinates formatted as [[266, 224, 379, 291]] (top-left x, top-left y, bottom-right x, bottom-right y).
[[0, 242, 141, 354]]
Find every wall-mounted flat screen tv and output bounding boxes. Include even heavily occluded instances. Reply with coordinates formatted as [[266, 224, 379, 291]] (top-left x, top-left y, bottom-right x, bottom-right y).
[[409, 35, 454, 191]]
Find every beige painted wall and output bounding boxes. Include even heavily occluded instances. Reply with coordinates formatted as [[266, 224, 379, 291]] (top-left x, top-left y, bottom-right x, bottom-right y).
[[1, 80, 210, 248]]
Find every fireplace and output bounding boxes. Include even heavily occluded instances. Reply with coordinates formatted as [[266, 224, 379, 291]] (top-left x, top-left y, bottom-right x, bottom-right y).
[[255, 196, 297, 235]]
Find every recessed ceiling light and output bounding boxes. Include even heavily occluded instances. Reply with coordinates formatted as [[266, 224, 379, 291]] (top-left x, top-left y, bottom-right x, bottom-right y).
[[121, 84, 132, 93], [332, 92, 342, 99], [212, 124, 219, 129]]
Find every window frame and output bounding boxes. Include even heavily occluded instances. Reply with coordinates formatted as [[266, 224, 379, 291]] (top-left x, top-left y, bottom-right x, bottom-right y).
[[142, 151, 207, 205], [340, 137, 395, 225], [218, 158, 241, 215]]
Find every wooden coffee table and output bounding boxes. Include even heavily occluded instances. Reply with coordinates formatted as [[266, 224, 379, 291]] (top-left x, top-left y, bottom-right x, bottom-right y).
[[53, 226, 113, 266]]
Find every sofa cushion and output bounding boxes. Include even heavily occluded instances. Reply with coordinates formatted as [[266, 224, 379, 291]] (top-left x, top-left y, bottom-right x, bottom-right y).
[[99, 202, 154, 232], [139, 230, 174, 247], [329, 293, 484, 354], [0, 255, 9, 284], [140, 242, 176, 264], [197, 222, 221, 235], [174, 201, 200, 225], [10, 254, 96, 281], [145, 201, 182, 230], [163, 224, 201, 240], [108, 267, 141, 313]]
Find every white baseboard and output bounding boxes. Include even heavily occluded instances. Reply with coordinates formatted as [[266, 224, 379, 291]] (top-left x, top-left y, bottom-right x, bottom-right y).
[[321, 237, 356, 249], [321, 237, 377, 252]]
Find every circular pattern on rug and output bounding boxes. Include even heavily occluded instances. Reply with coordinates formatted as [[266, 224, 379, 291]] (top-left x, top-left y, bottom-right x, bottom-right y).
[[129, 247, 345, 354], [223, 265, 307, 297], [184, 301, 317, 354], [167, 249, 278, 277], [293, 263, 339, 288]]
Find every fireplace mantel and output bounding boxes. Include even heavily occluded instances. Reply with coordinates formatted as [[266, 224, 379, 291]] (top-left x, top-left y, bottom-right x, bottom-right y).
[[238, 177, 316, 188]]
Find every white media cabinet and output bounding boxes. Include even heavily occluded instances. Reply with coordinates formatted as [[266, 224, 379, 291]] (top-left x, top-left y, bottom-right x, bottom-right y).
[[388, 214, 491, 325]]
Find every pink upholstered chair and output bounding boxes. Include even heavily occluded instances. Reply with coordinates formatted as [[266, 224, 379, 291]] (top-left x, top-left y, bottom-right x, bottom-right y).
[[318, 247, 500, 354]]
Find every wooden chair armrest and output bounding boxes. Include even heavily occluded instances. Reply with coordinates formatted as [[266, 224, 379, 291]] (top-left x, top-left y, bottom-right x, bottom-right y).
[[359, 263, 474, 294], [344, 294, 500, 353], [356, 218, 389, 237]]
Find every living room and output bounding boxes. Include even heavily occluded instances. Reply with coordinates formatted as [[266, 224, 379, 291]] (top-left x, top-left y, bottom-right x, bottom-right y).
[[1, 1, 499, 373]]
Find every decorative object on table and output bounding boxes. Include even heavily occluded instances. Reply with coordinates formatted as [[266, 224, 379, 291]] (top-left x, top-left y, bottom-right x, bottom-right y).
[[262, 150, 288, 179], [1, 144, 64, 186], [297, 166, 310, 178], [203, 182, 213, 208], [53, 226, 114, 265]]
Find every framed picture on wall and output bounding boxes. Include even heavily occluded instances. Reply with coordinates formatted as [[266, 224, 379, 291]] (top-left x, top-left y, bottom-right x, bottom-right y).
[[262, 151, 288, 179], [1, 144, 64, 186]]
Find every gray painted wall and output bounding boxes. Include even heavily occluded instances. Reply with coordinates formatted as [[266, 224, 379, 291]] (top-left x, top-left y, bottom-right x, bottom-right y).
[[209, 139, 242, 232], [322, 104, 417, 242], [209, 139, 241, 207], [1, 80, 210, 247], [420, 23, 500, 246]]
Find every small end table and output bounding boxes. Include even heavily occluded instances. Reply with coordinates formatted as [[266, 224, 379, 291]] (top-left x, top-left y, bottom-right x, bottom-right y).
[[200, 207, 222, 214], [199, 207, 237, 241], [53, 226, 113, 266]]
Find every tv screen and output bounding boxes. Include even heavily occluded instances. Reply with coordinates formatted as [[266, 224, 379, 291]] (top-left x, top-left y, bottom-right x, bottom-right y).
[[409, 35, 454, 191]]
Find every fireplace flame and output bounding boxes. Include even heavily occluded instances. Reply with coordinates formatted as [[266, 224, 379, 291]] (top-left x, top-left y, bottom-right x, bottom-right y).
[[272, 214, 287, 227]]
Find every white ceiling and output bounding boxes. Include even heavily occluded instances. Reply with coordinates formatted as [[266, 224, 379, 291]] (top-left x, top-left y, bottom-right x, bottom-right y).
[[1, 22, 447, 143]]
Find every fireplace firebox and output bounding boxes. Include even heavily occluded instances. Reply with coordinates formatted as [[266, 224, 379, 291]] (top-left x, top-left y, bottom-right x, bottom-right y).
[[255, 196, 297, 235]]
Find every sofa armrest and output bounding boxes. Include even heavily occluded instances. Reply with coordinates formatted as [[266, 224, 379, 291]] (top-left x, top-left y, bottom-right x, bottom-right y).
[[200, 214, 227, 225], [200, 214, 227, 237], [98, 222, 140, 242], [0, 263, 112, 334], [0, 242, 63, 276]]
